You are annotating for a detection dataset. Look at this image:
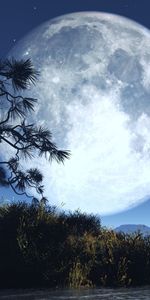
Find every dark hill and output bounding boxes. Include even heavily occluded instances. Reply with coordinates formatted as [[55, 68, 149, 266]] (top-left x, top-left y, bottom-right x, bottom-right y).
[[115, 224, 150, 236]]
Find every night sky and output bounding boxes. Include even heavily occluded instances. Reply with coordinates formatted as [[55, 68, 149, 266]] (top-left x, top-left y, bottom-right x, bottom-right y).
[[1, 0, 150, 228], [1, 0, 150, 58]]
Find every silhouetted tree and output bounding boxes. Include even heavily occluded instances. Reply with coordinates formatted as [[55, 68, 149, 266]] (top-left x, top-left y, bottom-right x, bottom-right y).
[[0, 58, 70, 200]]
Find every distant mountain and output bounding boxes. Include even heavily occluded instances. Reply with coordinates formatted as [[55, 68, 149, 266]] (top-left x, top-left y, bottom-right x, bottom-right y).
[[115, 224, 150, 236]]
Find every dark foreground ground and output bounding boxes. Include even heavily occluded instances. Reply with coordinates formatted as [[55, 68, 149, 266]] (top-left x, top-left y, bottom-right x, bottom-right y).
[[0, 287, 150, 300]]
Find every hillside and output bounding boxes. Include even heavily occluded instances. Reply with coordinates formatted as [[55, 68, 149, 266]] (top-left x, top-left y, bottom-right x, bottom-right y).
[[115, 224, 150, 236]]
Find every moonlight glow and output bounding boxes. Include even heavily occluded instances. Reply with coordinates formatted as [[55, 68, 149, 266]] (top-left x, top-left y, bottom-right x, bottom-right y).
[[9, 12, 150, 215]]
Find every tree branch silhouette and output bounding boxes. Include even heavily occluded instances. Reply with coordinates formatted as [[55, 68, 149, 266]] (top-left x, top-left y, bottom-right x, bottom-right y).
[[0, 58, 70, 202]]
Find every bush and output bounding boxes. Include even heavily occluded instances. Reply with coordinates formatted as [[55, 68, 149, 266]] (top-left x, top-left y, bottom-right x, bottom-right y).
[[0, 201, 150, 288]]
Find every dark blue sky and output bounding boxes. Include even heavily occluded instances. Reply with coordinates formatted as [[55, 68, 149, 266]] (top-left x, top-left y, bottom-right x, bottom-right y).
[[1, 0, 150, 227], [1, 0, 150, 58]]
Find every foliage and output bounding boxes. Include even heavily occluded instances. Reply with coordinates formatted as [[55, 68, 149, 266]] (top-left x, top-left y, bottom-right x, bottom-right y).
[[0, 58, 70, 200], [0, 200, 150, 288]]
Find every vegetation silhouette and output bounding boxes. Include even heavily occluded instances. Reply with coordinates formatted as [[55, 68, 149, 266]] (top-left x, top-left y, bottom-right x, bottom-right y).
[[0, 200, 150, 288], [0, 58, 70, 201]]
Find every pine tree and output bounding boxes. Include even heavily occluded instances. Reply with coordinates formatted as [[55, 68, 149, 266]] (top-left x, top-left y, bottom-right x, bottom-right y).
[[0, 58, 70, 201]]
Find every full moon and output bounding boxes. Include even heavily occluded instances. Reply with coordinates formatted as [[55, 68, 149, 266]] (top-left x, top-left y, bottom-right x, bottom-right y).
[[9, 12, 150, 215]]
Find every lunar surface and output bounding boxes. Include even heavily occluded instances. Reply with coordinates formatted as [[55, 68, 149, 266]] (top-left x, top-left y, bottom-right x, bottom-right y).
[[9, 12, 150, 215]]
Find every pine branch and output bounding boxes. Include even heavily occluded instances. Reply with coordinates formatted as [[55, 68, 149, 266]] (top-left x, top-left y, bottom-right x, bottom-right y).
[[0, 58, 70, 201]]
